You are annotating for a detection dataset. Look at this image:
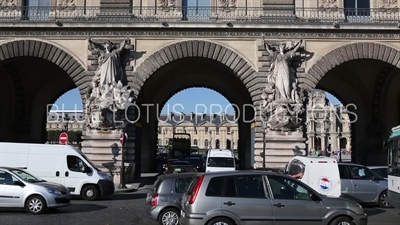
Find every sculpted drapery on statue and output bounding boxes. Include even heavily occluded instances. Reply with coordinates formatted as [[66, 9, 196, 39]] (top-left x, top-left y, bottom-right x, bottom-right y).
[[85, 38, 135, 130], [261, 36, 305, 132]]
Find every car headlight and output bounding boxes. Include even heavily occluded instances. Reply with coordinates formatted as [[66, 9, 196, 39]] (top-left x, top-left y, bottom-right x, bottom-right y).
[[98, 172, 112, 181], [45, 187, 62, 195]]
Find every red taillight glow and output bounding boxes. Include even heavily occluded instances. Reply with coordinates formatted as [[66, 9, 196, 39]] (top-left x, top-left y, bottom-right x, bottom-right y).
[[189, 175, 205, 204], [150, 193, 159, 206]]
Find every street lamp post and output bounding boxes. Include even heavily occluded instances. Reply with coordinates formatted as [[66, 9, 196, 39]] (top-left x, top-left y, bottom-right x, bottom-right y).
[[119, 121, 128, 189], [262, 121, 266, 168], [338, 131, 342, 162], [63, 113, 70, 132], [324, 120, 330, 156]]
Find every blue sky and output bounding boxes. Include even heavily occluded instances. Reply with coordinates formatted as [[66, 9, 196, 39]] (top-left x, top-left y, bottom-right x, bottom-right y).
[[53, 88, 341, 113]]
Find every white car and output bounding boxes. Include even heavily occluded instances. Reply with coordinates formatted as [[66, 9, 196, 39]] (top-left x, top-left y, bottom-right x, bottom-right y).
[[0, 167, 71, 214]]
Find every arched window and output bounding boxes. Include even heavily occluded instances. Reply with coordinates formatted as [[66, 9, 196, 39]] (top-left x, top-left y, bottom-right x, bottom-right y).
[[340, 138, 347, 150], [216, 139, 220, 149], [205, 139, 209, 148], [315, 137, 322, 151], [226, 139, 231, 149], [194, 139, 198, 146]]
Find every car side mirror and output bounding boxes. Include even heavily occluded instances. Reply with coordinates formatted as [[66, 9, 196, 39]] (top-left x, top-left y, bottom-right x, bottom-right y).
[[309, 193, 321, 201], [14, 180, 25, 187], [83, 165, 92, 173]]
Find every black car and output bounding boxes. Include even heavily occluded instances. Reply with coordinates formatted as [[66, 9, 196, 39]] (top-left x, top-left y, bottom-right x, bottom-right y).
[[184, 157, 205, 172]]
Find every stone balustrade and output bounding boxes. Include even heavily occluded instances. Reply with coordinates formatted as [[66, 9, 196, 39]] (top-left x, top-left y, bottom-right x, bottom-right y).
[[0, 6, 398, 24]]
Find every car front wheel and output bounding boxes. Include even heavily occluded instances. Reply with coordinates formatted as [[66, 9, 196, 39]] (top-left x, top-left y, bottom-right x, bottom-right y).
[[26, 195, 47, 214]]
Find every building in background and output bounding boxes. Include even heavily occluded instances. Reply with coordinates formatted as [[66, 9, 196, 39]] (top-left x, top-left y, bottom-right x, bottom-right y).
[[306, 90, 352, 154], [46, 110, 85, 131], [157, 113, 239, 151]]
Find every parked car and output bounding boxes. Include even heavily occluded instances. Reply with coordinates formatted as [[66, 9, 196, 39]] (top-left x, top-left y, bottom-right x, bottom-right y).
[[145, 173, 196, 225], [166, 165, 198, 175], [368, 166, 388, 179], [184, 157, 205, 172], [338, 162, 390, 207], [180, 170, 367, 225], [0, 167, 71, 214]]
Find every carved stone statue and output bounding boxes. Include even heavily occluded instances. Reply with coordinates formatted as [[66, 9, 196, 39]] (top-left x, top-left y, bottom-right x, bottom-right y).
[[261, 36, 305, 132], [265, 39, 302, 101], [218, 0, 236, 12], [86, 38, 135, 130], [158, 0, 176, 11]]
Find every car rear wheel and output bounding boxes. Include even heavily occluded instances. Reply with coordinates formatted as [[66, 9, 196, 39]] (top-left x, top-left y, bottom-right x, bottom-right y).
[[329, 216, 353, 225], [159, 208, 179, 225], [26, 195, 47, 214], [378, 190, 391, 208], [207, 217, 234, 225]]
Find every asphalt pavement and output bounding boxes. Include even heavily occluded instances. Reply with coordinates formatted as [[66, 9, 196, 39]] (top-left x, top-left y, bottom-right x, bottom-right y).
[[0, 189, 399, 225]]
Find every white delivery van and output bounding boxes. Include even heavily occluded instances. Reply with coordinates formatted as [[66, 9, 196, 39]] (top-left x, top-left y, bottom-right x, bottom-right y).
[[286, 156, 341, 197], [0, 142, 114, 201], [206, 149, 236, 172]]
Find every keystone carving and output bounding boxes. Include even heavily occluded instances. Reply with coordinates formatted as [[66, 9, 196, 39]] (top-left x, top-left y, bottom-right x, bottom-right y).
[[57, 0, 76, 11], [218, 0, 236, 12], [378, 0, 399, 13], [158, 0, 176, 12], [0, 0, 16, 11], [261, 36, 306, 132], [319, 0, 338, 12], [86, 38, 135, 130]]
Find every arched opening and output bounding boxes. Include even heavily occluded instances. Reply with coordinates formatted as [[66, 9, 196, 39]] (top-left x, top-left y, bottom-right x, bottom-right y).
[[340, 138, 347, 150], [46, 88, 84, 146], [310, 44, 400, 165], [215, 139, 220, 149], [0, 52, 85, 143], [136, 56, 255, 173]]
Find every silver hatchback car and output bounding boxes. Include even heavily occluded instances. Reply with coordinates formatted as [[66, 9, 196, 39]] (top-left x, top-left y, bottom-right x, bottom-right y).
[[180, 171, 367, 225], [145, 173, 196, 225], [0, 167, 71, 214]]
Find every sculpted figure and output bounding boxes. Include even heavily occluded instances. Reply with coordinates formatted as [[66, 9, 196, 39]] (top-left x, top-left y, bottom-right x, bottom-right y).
[[89, 38, 130, 89], [291, 81, 301, 103], [265, 39, 302, 100]]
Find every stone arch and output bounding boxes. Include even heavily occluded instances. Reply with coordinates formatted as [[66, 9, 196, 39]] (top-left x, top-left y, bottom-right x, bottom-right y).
[[132, 40, 257, 98], [0, 39, 87, 95], [304, 42, 400, 89]]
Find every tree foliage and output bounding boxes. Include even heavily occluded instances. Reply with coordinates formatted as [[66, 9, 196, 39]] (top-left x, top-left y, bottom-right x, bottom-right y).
[[46, 130, 83, 144]]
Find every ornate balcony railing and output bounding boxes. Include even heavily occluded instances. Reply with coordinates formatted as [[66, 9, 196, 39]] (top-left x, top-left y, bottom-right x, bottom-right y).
[[0, 6, 398, 24]]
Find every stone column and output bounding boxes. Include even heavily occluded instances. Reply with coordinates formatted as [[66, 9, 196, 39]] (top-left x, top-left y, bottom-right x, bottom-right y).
[[321, 134, 326, 150]]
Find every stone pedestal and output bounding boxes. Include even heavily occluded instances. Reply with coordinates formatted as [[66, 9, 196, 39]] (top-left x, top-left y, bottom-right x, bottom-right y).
[[81, 129, 135, 183], [102, 162, 133, 185], [254, 130, 306, 168]]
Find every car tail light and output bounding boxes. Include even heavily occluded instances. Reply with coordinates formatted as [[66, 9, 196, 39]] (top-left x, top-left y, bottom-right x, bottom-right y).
[[189, 175, 205, 204], [150, 193, 159, 206]]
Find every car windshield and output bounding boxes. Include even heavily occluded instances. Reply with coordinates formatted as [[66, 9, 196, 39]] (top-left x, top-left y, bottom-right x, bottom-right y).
[[77, 149, 101, 172], [207, 157, 235, 167], [10, 169, 45, 183]]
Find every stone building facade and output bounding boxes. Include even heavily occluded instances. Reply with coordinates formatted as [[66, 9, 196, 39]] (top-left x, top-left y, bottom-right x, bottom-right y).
[[306, 90, 352, 154], [157, 113, 239, 151]]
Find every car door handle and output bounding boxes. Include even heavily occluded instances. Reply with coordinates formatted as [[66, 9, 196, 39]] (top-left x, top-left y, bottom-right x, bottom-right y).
[[274, 203, 285, 208], [353, 184, 359, 187], [65, 171, 69, 177], [223, 201, 235, 206], [56, 171, 60, 177]]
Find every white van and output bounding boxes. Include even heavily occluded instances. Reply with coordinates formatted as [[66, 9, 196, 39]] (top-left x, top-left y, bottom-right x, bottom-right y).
[[206, 149, 236, 172], [0, 142, 114, 201], [286, 156, 341, 197]]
